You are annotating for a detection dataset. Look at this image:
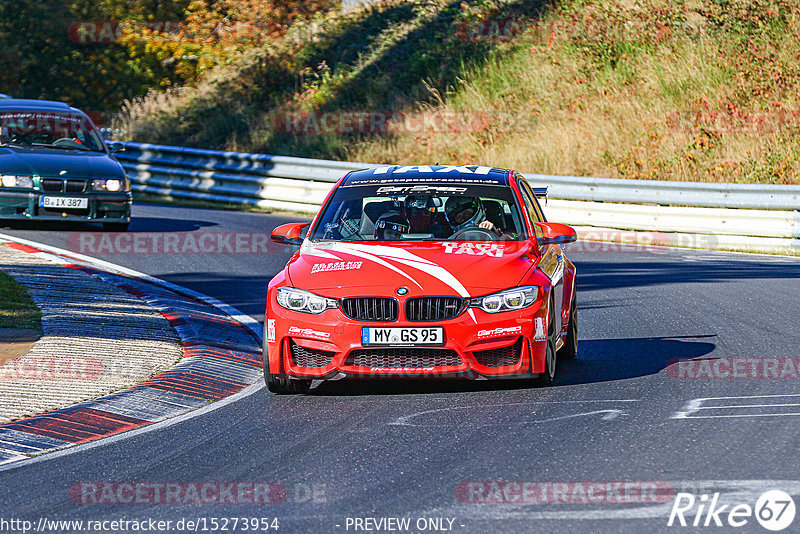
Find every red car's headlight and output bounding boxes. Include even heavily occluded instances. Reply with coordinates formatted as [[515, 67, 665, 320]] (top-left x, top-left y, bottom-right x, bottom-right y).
[[276, 287, 338, 314], [470, 286, 539, 313]]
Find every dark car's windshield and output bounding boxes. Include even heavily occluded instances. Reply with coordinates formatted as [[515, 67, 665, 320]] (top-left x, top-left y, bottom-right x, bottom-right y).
[[0, 110, 106, 152], [310, 183, 527, 242]]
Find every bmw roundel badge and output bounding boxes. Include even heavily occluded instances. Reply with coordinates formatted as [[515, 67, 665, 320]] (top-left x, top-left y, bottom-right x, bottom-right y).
[[396, 287, 409, 296]]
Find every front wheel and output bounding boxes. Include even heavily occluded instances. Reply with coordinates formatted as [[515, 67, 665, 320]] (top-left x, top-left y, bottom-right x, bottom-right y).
[[558, 296, 578, 361], [263, 353, 311, 394], [535, 300, 558, 386]]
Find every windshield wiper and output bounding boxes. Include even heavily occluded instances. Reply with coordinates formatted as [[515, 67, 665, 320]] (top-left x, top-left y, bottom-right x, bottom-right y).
[[30, 142, 93, 152], [0, 142, 27, 149]]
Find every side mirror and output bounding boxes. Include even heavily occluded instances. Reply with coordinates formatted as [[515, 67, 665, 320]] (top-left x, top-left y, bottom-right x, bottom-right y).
[[271, 222, 310, 246], [534, 222, 577, 247], [108, 141, 125, 153]]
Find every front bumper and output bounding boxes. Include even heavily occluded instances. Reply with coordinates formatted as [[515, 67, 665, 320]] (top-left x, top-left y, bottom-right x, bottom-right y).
[[0, 190, 132, 223], [265, 297, 550, 380]]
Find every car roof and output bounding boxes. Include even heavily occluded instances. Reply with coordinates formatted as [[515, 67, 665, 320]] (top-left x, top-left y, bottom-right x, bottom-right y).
[[0, 98, 85, 115], [344, 165, 512, 186]]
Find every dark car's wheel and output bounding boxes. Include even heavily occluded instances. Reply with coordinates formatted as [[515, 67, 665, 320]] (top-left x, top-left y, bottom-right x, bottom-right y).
[[558, 295, 578, 361], [536, 300, 558, 386], [263, 354, 311, 394], [103, 222, 129, 232]]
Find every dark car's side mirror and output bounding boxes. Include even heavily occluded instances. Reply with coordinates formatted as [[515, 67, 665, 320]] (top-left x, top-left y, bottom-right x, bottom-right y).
[[271, 222, 310, 246], [534, 222, 578, 247], [108, 141, 125, 153]]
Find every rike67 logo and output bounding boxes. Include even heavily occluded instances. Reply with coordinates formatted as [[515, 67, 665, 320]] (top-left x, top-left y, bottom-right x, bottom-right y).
[[668, 490, 796, 531]]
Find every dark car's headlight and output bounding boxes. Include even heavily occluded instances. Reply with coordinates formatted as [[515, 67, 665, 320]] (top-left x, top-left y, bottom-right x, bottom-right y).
[[277, 287, 338, 314], [470, 286, 539, 313], [1, 175, 33, 188], [92, 178, 124, 192]]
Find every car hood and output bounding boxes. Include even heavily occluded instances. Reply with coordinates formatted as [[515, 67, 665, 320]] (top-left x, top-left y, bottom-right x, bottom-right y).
[[288, 241, 537, 297], [0, 147, 124, 178]]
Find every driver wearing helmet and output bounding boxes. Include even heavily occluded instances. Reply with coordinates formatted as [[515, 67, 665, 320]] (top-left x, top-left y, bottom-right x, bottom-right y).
[[444, 196, 501, 236], [403, 195, 450, 238]]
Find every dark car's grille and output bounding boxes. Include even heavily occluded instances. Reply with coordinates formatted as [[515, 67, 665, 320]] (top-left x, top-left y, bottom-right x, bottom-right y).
[[405, 296, 466, 322], [341, 297, 398, 322], [473, 339, 524, 367], [39, 178, 87, 193], [345, 348, 462, 369], [289, 342, 334, 368], [41, 179, 63, 192], [65, 180, 86, 192]]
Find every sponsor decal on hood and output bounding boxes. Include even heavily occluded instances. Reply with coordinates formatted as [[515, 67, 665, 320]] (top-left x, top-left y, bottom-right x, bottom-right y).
[[310, 261, 363, 274]]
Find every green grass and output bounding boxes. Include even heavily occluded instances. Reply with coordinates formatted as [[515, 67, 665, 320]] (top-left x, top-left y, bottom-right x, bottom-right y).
[[0, 270, 42, 330]]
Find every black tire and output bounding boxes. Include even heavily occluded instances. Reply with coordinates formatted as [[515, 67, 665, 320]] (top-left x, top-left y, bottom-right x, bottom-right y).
[[535, 300, 558, 386], [103, 222, 129, 232], [558, 295, 578, 361], [263, 352, 311, 394]]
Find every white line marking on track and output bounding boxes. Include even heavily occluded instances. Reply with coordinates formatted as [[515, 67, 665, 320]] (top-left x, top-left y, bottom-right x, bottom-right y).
[[389, 400, 639, 426], [672, 394, 800, 419], [0, 232, 263, 335]]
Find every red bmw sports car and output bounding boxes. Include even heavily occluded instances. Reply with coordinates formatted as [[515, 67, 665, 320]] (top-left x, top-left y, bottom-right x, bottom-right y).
[[264, 165, 577, 393]]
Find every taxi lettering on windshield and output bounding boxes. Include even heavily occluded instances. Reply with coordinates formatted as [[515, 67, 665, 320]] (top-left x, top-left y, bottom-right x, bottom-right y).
[[373, 165, 492, 175], [442, 243, 505, 257]]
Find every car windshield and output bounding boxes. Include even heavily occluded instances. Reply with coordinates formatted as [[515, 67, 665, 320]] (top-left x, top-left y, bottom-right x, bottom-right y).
[[0, 110, 106, 152], [310, 182, 527, 242]]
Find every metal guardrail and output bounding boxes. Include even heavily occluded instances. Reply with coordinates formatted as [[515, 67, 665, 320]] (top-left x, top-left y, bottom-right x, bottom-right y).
[[525, 174, 800, 210], [114, 142, 375, 212], [113, 142, 799, 241]]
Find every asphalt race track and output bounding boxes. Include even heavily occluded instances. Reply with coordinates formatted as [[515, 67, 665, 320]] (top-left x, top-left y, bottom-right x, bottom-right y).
[[1, 202, 799, 533]]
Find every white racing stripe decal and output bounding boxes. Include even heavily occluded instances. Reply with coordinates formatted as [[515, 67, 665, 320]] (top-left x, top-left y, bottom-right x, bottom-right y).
[[310, 243, 478, 323], [326, 246, 425, 290], [302, 244, 424, 289]]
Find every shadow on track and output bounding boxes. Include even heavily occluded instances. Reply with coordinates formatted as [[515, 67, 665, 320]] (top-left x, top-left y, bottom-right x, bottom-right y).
[[0, 217, 216, 233], [304, 335, 716, 396], [577, 260, 800, 291], [557, 335, 717, 385], [309, 377, 547, 396]]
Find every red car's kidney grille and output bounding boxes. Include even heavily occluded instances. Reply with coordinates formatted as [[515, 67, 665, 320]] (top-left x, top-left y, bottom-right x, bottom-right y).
[[473, 339, 524, 367], [289, 342, 335, 368], [405, 296, 465, 322], [341, 297, 398, 322], [345, 348, 462, 368]]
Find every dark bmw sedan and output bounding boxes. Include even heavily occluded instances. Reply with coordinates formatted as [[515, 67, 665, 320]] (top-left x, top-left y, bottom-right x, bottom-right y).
[[0, 98, 131, 230]]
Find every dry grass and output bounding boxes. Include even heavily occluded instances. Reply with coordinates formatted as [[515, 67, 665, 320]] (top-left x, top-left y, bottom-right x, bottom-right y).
[[116, 0, 800, 184], [353, 1, 800, 183]]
